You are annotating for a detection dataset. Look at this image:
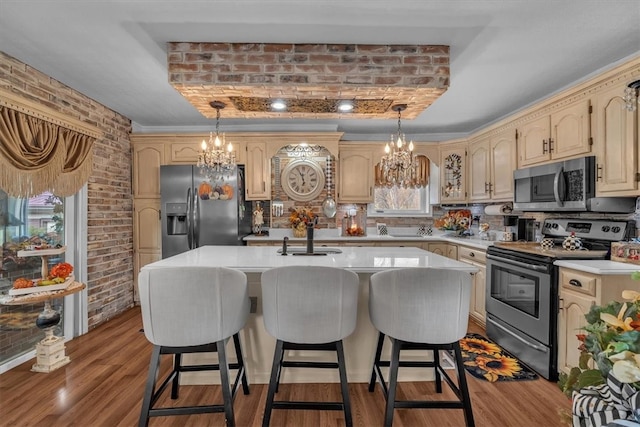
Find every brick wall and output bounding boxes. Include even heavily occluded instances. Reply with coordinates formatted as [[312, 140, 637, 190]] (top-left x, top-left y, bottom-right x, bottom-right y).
[[0, 51, 134, 329]]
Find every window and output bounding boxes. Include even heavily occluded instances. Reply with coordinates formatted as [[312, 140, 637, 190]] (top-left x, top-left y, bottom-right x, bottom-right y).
[[0, 190, 65, 368], [368, 185, 431, 216]]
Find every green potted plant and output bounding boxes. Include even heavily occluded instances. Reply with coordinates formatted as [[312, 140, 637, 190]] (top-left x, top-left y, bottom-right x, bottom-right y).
[[558, 284, 640, 426]]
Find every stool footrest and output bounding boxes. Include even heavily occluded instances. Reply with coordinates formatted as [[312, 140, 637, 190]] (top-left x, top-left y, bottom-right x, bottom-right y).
[[149, 405, 226, 417], [281, 361, 338, 369], [394, 400, 465, 410], [272, 401, 345, 411]]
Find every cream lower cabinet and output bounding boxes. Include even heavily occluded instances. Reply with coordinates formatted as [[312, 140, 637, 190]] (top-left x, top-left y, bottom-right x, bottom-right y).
[[557, 268, 639, 375], [458, 246, 486, 326], [133, 199, 162, 301], [427, 243, 457, 259]]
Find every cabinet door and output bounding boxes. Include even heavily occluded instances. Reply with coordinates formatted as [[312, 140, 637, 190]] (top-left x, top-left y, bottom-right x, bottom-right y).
[[594, 82, 637, 195], [468, 138, 490, 201], [338, 147, 374, 203], [133, 143, 164, 198], [166, 140, 246, 165], [551, 100, 592, 160], [470, 262, 486, 325], [490, 129, 517, 200], [427, 243, 447, 256], [440, 145, 467, 203], [518, 116, 551, 167], [245, 142, 271, 200], [558, 290, 595, 374], [446, 244, 458, 260], [133, 199, 162, 302]]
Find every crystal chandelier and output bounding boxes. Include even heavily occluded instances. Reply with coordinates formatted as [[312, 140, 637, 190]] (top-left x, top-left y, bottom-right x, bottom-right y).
[[379, 104, 421, 188], [197, 101, 236, 182], [623, 80, 640, 112]]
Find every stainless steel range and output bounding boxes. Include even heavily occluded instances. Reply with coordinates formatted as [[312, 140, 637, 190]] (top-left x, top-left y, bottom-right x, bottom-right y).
[[485, 218, 634, 381]]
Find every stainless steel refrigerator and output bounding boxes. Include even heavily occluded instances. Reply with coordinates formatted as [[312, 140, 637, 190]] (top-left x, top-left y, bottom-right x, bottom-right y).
[[160, 165, 252, 258]]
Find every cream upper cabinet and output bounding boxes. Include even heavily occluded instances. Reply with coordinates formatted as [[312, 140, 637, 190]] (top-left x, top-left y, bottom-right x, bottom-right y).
[[166, 139, 246, 165], [518, 116, 550, 167], [517, 100, 592, 167], [550, 99, 592, 160], [338, 146, 375, 203], [468, 129, 516, 202], [245, 141, 271, 200], [439, 144, 467, 203], [132, 142, 164, 198], [594, 81, 638, 195]]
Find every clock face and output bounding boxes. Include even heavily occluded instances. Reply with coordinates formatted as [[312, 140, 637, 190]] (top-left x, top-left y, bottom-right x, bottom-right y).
[[281, 159, 325, 202]]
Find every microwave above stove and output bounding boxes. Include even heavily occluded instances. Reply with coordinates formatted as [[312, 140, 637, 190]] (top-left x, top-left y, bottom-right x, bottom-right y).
[[513, 156, 636, 213]]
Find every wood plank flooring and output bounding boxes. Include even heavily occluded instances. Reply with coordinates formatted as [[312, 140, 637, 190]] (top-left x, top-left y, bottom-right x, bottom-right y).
[[0, 308, 571, 426]]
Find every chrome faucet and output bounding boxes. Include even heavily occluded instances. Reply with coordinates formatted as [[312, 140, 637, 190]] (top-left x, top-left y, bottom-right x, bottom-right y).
[[281, 236, 289, 256]]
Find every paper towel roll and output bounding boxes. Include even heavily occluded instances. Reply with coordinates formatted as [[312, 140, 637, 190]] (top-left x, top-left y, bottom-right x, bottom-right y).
[[484, 203, 513, 215]]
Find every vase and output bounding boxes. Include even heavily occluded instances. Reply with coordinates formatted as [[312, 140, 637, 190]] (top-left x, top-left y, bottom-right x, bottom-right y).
[[292, 225, 306, 238]]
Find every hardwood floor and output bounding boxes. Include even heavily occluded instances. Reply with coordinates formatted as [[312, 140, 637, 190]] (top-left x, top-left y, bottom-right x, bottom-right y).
[[0, 308, 571, 426]]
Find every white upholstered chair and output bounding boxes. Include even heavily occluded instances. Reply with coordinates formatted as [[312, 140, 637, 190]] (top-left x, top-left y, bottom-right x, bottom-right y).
[[368, 267, 475, 427], [260, 265, 360, 427], [138, 266, 250, 427]]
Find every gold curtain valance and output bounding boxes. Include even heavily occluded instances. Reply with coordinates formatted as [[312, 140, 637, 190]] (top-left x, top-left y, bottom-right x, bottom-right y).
[[0, 88, 101, 197]]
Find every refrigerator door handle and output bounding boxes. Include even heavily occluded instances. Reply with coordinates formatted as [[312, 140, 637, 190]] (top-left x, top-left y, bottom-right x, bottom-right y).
[[193, 189, 200, 248], [186, 188, 193, 249]]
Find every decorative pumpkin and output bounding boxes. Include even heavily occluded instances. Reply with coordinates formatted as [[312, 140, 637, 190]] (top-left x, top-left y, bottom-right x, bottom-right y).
[[198, 182, 212, 199]]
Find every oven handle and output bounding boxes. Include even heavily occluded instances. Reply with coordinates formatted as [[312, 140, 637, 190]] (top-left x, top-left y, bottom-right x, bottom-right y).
[[488, 318, 548, 353], [486, 254, 549, 272]]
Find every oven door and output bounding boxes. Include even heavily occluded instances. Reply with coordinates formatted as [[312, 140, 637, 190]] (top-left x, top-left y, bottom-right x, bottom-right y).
[[485, 253, 553, 345]]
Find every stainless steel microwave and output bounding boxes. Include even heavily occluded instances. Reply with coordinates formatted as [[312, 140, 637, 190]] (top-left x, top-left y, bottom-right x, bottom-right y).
[[513, 156, 636, 212]]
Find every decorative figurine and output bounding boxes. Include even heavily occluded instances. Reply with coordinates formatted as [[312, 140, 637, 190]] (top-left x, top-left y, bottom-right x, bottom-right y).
[[253, 202, 264, 235]]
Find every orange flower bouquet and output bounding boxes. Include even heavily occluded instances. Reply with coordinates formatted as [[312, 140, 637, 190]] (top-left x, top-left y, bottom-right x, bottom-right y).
[[289, 207, 316, 237]]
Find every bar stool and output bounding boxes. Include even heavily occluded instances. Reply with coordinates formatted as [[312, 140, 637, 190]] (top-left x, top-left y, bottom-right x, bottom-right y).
[[260, 265, 359, 427], [138, 266, 250, 427], [368, 267, 475, 427]]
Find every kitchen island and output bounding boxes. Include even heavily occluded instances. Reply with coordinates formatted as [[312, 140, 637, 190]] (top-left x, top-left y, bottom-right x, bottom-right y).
[[142, 245, 478, 385]]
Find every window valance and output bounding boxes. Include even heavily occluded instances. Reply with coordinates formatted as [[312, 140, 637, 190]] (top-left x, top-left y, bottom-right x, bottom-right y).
[[0, 88, 101, 197]]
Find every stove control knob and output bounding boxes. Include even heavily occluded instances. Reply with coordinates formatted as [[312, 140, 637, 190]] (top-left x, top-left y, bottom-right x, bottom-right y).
[[602, 226, 610, 232], [612, 226, 621, 233]]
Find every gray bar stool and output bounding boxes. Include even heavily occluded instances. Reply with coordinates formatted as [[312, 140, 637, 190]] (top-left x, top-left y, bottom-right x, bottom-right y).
[[138, 266, 250, 427], [260, 265, 359, 427], [368, 267, 475, 427]]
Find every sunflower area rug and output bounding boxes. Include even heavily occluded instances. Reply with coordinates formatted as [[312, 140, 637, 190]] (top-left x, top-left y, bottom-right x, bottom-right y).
[[459, 333, 538, 382]]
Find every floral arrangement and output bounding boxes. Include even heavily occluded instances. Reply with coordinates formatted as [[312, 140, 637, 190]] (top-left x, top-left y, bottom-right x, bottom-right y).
[[288, 206, 316, 230], [559, 287, 640, 399], [433, 209, 471, 232]]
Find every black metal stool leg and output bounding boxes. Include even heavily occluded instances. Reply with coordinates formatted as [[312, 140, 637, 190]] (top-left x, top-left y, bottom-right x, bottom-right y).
[[433, 348, 442, 393], [369, 332, 385, 392], [453, 342, 475, 427], [336, 340, 353, 427], [274, 343, 285, 393], [232, 333, 250, 395], [139, 345, 162, 427], [171, 352, 181, 399], [263, 339, 285, 427], [384, 338, 401, 427], [218, 339, 236, 427]]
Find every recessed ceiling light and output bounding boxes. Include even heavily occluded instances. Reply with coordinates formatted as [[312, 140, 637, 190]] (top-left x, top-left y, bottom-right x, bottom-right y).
[[337, 101, 354, 112], [271, 100, 287, 111]]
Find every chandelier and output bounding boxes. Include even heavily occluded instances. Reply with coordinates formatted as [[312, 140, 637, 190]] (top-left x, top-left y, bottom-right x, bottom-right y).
[[623, 80, 640, 112], [197, 101, 236, 181], [378, 104, 422, 188]]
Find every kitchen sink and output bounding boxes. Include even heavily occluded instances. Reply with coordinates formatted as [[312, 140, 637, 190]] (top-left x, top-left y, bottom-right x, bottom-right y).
[[277, 247, 343, 255]]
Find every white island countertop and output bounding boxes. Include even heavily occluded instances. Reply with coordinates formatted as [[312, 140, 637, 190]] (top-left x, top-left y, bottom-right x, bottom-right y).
[[142, 245, 479, 274]]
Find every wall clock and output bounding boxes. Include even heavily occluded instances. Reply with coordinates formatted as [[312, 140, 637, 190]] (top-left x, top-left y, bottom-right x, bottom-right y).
[[281, 159, 325, 202]]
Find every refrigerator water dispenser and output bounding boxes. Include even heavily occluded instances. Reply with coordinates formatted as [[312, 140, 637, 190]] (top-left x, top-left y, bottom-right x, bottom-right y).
[[165, 203, 188, 235]]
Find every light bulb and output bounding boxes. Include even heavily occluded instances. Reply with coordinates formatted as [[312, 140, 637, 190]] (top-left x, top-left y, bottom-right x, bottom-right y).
[[408, 141, 414, 151], [227, 142, 233, 153], [385, 143, 390, 154], [201, 140, 207, 150], [214, 135, 222, 148]]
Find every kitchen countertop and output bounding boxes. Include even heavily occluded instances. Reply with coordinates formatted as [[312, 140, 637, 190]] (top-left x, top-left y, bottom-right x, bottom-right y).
[[554, 260, 639, 275], [244, 229, 495, 251], [142, 245, 479, 274]]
